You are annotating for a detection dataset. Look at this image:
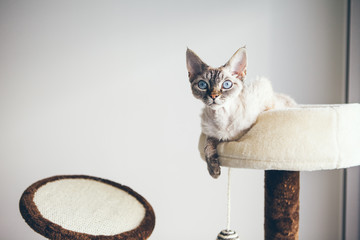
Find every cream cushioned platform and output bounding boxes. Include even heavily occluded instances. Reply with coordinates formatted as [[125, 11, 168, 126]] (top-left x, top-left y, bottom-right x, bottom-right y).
[[199, 104, 360, 171]]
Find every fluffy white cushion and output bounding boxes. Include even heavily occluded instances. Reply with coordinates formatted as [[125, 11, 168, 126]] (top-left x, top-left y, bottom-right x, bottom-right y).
[[198, 104, 360, 171]]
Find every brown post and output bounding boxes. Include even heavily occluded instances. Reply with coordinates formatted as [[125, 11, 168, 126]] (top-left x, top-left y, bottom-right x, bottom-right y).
[[265, 170, 300, 240]]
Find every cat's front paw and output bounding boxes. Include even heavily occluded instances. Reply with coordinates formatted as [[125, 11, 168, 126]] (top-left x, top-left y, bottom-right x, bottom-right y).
[[207, 155, 221, 179]]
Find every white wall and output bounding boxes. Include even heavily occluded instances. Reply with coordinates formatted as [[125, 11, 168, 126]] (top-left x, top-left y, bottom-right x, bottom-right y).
[[0, 0, 348, 239]]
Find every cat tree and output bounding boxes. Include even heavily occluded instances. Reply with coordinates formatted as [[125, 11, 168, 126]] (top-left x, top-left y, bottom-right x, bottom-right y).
[[199, 103, 360, 239]]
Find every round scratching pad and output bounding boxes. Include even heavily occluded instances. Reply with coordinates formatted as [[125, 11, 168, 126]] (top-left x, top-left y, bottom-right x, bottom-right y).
[[19, 175, 155, 240], [199, 104, 360, 171]]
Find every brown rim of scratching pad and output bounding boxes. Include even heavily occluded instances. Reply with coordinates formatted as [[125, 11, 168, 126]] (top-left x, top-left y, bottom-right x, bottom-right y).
[[19, 175, 155, 240]]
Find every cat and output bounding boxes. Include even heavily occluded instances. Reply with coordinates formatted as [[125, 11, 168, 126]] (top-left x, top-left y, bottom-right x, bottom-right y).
[[186, 47, 296, 178]]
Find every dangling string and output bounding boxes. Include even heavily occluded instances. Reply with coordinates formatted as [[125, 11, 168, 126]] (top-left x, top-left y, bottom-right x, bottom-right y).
[[216, 167, 239, 240], [226, 167, 232, 231], [217, 167, 240, 240]]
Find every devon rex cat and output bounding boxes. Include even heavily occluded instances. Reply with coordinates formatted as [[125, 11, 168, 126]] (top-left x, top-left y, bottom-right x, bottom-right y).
[[186, 47, 296, 178]]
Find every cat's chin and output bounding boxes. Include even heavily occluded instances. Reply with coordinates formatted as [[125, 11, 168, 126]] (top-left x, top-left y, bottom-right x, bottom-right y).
[[207, 102, 224, 110]]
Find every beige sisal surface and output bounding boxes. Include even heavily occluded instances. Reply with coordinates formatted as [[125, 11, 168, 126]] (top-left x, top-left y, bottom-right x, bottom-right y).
[[33, 178, 146, 236], [199, 104, 360, 171]]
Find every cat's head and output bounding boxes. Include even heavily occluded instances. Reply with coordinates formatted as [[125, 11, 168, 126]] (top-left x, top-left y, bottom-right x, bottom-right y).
[[186, 47, 247, 109]]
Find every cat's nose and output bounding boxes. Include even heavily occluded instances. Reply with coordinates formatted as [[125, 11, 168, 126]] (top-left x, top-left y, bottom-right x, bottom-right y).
[[210, 91, 220, 99]]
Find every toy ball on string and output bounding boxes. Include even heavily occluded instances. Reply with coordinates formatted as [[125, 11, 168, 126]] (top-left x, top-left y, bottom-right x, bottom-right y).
[[217, 229, 240, 240]]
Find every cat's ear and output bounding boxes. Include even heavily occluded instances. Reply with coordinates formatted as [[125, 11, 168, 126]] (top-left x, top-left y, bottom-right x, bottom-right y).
[[186, 48, 208, 80], [224, 47, 247, 80]]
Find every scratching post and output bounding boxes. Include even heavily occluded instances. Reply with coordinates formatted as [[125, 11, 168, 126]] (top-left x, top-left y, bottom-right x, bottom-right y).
[[19, 175, 155, 240], [265, 171, 299, 240], [199, 104, 360, 239]]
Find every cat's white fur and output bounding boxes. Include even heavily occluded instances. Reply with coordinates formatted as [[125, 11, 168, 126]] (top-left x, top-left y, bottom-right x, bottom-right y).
[[201, 76, 295, 141]]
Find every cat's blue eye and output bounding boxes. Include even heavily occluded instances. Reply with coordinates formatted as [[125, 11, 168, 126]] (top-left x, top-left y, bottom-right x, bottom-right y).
[[198, 80, 208, 90], [222, 80, 233, 89]]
